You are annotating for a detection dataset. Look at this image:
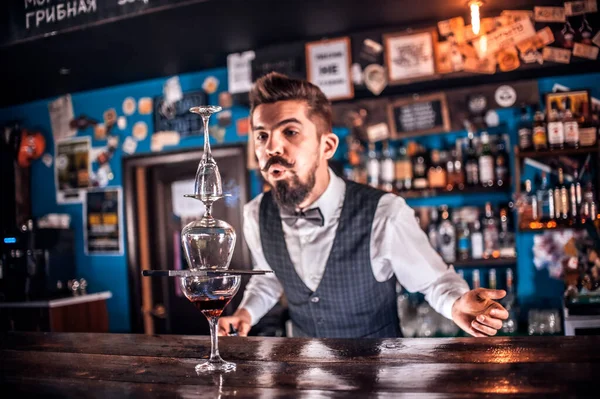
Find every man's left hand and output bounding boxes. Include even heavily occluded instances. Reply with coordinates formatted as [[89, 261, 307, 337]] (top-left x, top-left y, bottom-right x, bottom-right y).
[[451, 288, 509, 337]]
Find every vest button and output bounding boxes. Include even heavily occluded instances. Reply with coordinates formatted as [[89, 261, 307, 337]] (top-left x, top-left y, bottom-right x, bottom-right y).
[[310, 296, 320, 303]]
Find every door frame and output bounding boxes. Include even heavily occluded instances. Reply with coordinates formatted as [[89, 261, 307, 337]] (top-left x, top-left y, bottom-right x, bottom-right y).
[[123, 145, 250, 333]]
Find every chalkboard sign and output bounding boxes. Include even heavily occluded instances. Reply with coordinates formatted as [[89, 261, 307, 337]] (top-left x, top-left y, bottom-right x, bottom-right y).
[[387, 93, 451, 138], [4, 0, 192, 46], [153, 90, 207, 138], [251, 42, 306, 81]]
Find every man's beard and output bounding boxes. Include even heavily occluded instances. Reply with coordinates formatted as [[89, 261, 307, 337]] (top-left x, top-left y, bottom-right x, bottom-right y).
[[263, 157, 318, 211]]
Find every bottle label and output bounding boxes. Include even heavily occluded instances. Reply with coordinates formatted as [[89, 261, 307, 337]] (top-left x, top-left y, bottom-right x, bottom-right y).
[[564, 121, 580, 144], [533, 126, 547, 146], [579, 127, 597, 146], [548, 122, 565, 144], [458, 236, 470, 252], [367, 160, 380, 185], [479, 156, 494, 182], [518, 128, 532, 148], [395, 160, 413, 179], [471, 233, 483, 259], [381, 159, 395, 182]]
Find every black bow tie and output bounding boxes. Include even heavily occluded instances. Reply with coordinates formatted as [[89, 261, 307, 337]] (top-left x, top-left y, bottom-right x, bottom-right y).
[[281, 207, 324, 227]]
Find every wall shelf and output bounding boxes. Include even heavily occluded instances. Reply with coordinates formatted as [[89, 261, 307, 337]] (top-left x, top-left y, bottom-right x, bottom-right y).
[[516, 146, 600, 159], [397, 185, 511, 199], [451, 257, 517, 268]]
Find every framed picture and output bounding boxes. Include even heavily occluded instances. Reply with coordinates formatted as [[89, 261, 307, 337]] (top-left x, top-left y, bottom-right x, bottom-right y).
[[545, 90, 591, 116], [383, 29, 439, 85], [387, 92, 451, 138], [305, 37, 354, 101]]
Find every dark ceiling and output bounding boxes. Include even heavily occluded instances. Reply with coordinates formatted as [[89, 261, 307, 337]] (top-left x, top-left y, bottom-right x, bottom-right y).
[[0, 0, 585, 108]]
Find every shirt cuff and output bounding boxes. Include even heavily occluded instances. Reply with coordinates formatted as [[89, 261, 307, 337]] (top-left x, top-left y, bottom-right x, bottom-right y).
[[441, 287, 469, 320], [237, 296, 260, 326]]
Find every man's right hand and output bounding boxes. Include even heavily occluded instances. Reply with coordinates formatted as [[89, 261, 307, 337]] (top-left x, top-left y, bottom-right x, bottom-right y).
[[218, 308, 252, 336]]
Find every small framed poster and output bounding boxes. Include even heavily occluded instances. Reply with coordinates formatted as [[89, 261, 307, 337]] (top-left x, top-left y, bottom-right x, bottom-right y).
[[383, 29, 439, 85], [545, 89, 591, 117], [84, 187, 123, 255], [305, 37, 354, 101], [387, 92, 451, 138]]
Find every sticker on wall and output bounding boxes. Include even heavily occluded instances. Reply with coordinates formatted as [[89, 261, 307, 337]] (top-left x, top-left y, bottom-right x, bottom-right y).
[[48, 94, 76, 141], [151, 131, 180, 152], [42, 153, 53, 168], [123, 136, 138, 155], [103, 108, 117, 127], [108, 135, 119, 149], [494, 85, 517, 107], [363, 64, 387, 96], [164, 76, 183, 104], [218, 92, 233, 109], [90, 147, 108, 163], [217, 110, 232, 128], [117, 116, 127, 130], [94, 123, 107, 141], [90, 164, 112, 188], [485, 110, 500, 127], [70, 115, 98, 131], [209, 125, 226, 143], [133, 121, 148, 141], [122, 97, 136, 115], [138, 97, 153, 115], [203, 76, 220, 94], [236, 117, 250, 136], [351, 63, 364, 85]]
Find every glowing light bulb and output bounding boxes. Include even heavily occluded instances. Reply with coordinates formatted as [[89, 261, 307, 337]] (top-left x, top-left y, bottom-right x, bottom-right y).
[[470, 1, 482, 35]]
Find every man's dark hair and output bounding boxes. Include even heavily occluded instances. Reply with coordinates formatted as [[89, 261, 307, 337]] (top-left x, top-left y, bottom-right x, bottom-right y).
[[249, 72, 332, 135]]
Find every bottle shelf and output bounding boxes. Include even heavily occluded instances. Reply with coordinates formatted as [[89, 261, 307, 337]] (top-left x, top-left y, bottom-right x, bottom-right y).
[[397, 185, 511, 199], [518, 219, 596, 232], [516, 145, 600, 159], [450, 257, 517, 268]]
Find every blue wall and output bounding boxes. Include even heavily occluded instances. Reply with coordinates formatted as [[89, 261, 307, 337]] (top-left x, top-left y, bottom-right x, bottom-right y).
[[2, 68, 599, 332]]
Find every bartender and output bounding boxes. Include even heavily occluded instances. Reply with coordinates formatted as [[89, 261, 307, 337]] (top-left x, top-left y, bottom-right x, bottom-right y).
[[219, 72, 508, 338]]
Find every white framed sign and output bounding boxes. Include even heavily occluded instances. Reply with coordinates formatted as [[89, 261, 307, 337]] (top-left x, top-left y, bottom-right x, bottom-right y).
[[305, 37, 354, 101], [383, 29, 438, 85]]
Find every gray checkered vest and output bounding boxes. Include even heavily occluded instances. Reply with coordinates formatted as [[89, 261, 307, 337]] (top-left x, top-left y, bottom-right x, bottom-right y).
[[259, 181, 400, 338]]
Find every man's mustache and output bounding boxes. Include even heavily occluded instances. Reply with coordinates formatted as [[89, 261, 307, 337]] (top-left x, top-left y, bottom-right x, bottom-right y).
[[262, 156, 294, 172]]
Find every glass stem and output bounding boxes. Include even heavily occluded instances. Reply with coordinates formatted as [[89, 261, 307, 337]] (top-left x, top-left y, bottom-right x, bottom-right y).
[[208, 316, 223, 363], [202, 115, 212, 163]]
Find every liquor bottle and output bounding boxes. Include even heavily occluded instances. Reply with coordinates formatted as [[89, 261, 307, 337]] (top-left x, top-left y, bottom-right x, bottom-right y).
[[380, 141, 395, 192], [569, 167, 582, 222], [412, 148, 428, 190], [457, 219, 471, 261], [499, 207, 515, 258], [438, 206, 456, 263], [518, 104, 533, 151], [563, 97, 580, 149], [394, 146, 413, 191], [465, 136, 479, 186], [533, 106, 548, 151], [367, 142, 380, 188], [470, 220, 484, 260], [472, 269, 481, 290], [495, 135, 509, 187], [428, 208, 440, 252], [578, 101, 597, 147], [580, 15, 593, 45], [478, 132, 495, 187], [521, 179, 535, 223], [582, 181, 598, 221], [547, 102, 565, 151], [558, 168, 569, 221], [428, 149, 447, 189], [482, 202, 499, 259], [501, 269, 517, 334], [448, 148, 465, 191], [488, 268, 497, 290], [537, 172, 552, 221]]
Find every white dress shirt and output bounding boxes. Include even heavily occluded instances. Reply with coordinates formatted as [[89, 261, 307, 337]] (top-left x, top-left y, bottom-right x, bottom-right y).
[[239, 168, 470, 326]]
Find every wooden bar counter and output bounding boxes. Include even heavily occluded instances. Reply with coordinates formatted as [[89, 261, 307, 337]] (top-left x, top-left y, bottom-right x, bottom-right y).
[[1, 332, 599, 397]]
